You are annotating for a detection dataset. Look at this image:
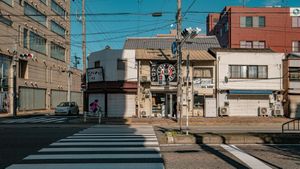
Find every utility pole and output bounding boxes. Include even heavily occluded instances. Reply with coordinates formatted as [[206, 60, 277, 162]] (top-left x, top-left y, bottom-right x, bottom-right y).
[[176, 0, 183, 131], [82, 0, 87, 112]]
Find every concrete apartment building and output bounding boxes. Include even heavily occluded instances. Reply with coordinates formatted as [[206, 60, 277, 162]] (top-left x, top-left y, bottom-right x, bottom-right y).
[[0, 0, 82, 115], [207, 6, 300, 53]]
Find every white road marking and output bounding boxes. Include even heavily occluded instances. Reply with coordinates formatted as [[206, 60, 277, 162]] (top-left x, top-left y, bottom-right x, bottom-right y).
[[50, 141, 159, 146], [25, 153, 162, 160], [67, 135, 157, 138], [6, 163, 165, 169], [221, 144, 272, 169], [39, 147, 161, 152], [58, 138, 158, 142]]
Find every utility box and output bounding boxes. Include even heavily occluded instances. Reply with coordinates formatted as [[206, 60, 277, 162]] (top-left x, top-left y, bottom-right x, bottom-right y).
[[205, 98, 217, 117]]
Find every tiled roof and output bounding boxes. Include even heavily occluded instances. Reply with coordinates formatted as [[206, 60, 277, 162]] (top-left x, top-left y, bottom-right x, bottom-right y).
[[209, 48, 274, 54], [136, 49, 215, 61], [124, 36, 220, 50]]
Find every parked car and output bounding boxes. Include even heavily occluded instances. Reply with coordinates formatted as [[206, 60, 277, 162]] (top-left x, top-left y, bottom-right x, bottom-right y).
[[55, 102, 79, 116]]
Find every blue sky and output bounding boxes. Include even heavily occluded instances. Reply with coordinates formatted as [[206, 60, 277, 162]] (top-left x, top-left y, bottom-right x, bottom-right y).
[[70, 0, 300, 69]]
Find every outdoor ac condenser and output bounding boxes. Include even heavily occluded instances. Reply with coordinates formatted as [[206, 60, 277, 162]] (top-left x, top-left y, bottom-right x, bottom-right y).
[[259, 107, 269, 116], [219, 107, 229, 116]]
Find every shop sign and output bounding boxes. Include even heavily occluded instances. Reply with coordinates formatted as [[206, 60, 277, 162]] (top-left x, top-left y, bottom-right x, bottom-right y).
[[193, 78, 213, 88], [87, 68, 104, 82], [151, 62, 177, 85], [290, 8, 300, 16]]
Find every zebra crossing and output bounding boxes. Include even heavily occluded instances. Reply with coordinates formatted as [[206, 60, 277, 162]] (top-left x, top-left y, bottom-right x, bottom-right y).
[[1, 116, 68, 124], [6, 125, 164, 169]]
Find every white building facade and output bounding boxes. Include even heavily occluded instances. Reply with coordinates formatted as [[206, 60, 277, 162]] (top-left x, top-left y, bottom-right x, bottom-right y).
[[212, 49, 285, 117], [87, 47, 137, 118]]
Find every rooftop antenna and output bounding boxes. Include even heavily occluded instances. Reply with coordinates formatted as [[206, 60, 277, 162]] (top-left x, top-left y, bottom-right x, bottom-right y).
[[243, 0, 246, 7]]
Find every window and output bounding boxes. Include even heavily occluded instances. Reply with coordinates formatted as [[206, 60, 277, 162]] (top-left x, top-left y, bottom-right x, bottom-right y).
[[292, 41, 300, 52], [117, 59, 126, 70], [40, 0, 47, 5], [194, 95, 204, 108], [0, 14, 12, 26], [2, 0, 12, 6], [23, 28, 28, 48], [51, 21, 65, 37], [30, 32, 46, 54], [18, 60, 28, 79], [229, 65, 268, 79], [245, 16, 253, 27], [241, 16, 265, 28], [292, 17, 300, 27], [253, 41, 265, 49], [51, 42, 65, 61], [248, 66, 258, 78], [240, 41, 252, 48], [240, 41, 265, 49], [289, 67, 300, 81], [94, 61, 100, 68], [194, 68, 213, 78], [259, 16, 265, 27], [24, 2, 47, 26], [51, 0, 65, 18]]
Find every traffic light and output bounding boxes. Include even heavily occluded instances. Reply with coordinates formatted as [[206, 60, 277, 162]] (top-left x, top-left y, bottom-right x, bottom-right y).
[[19, 53, 33, 59]]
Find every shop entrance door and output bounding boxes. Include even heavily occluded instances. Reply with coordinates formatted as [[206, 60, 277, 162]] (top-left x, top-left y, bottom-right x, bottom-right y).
[[165, 94, 176, 118]]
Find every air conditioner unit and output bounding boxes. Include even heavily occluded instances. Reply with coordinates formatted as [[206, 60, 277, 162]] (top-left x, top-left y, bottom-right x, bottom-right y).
[[140, 76, 150, 82], [273, 108, 284, 117], [259, 107, 269, 116], [219, 107, 229, 116], [276, 95, 283, 102]]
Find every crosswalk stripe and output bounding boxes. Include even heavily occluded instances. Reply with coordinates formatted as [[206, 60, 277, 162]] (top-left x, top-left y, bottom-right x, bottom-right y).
[[39, 147, 160, 152], [221, 144, 271, 169], [6, 125, 164, 169], [50, 141, 159, 146], [24, 154, 162, 160], [1, 117, 67, 124], [67, 135, 157, 139], [6, 163, 165, 169], [59, 138, 158, 142], [74, 133, 156, 136]]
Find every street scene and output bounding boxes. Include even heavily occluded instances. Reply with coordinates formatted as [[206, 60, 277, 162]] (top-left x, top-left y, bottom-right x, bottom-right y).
[[1, 0, 300, 168]]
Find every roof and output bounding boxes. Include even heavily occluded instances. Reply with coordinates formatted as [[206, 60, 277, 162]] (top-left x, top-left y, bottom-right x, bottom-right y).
[[286, 53, 300, 59], [136, 49, 215, 61], [124, 36, 220, 50], [209, 48, 274, 55]]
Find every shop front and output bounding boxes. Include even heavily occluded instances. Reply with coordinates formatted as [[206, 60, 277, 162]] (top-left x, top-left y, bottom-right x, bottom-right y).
[[0, 54, 11, 114]]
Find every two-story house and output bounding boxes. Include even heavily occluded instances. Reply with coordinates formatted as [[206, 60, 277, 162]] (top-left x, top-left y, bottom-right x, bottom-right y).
[[283, 53, 300, 118], [87, 46, 137, 117], [210, 48, 285, 117], [124, 37, 220, 118]]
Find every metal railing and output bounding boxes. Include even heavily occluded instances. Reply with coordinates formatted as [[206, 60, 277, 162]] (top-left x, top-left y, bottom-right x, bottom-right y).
[[83, 108, 103, 124], [282, 118, 300, 133]]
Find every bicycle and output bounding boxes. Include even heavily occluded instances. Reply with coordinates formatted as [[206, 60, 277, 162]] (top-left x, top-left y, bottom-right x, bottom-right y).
[[84, 107, 103, 124]]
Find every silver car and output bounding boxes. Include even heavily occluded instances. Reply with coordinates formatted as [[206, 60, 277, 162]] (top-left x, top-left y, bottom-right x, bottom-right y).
[[55, 102, 79, 116]]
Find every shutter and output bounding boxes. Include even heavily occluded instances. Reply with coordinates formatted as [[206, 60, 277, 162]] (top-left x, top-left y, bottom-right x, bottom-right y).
[[71, 92, 82, 107], [33, 89, 46, 109], [51, 90, 67, 108], [108, 94, 135, 117]]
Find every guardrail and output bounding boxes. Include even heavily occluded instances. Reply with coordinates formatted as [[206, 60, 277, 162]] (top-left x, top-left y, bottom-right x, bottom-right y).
[[83, 110, 103, 124], [282, 118, 300, 133]]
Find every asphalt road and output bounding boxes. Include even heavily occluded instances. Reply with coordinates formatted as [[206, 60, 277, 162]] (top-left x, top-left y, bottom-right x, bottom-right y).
[[161, 144, 300, 169], [0, 123, 89, 169], [0, 116, 299, 169]]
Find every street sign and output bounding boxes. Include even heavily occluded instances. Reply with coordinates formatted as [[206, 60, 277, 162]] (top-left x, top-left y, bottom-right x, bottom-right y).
[[171, 41, 177, 58]]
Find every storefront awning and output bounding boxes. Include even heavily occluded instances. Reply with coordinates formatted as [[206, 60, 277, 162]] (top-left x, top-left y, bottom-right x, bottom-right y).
[[228, 90, 273, 95]]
